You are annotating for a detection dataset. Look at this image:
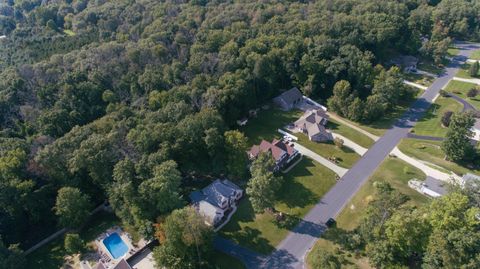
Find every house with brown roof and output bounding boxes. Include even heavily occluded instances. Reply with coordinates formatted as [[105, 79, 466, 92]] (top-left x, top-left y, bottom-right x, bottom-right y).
[[247, 139, 299, 171], [273, 87, 303, 111], [294, 109, 333, 142]]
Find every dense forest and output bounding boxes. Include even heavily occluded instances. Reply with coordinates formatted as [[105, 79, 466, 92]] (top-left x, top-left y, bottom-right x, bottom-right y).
[[1, 0, 480, 268]]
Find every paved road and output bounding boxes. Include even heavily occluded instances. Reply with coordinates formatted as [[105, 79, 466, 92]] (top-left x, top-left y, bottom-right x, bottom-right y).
[[448, 93, 477, 112], [258, 42, 480, 269]]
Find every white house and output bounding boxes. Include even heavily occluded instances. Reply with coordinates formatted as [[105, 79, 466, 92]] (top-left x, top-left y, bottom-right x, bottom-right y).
[[189, 179, 243, 226]]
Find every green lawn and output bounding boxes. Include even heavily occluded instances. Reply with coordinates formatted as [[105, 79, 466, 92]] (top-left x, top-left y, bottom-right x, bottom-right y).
[[456, 63, 480, 79], [26, 212, 120, 269], [307, 157, 427, 269], [221, 158, 337, 254], [447, 47, 460, 57], [444, 80, 480, 110], [297, 134, 361, 168], [63, 29, 76, 36], [412, 96, 463, 137], [240, 107, 302, 145], [418, 62, 444, 75], [398, 138, 480, 176], [470, 50, 480, 60], [212, 251, 246, 269], [403, 72, 434, 87], [336, 157, 427, 231], [326, 119, 375, 148]]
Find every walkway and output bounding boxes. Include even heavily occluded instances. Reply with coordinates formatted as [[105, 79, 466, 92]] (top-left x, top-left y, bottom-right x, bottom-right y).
[[259, 42, 480, 269], [327, 113, 380, 141], [404, 80, 428, 90], [390, 147, 453, 181], [331, 133, 368, 155], [453, 76, 480, 85], [292, 143, 348, 176]]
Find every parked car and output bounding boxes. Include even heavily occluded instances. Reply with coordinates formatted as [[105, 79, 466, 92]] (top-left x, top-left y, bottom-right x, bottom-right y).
[[325, 218, 336, 228]]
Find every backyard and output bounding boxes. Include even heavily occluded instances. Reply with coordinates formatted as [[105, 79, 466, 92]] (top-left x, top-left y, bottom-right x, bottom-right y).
[[398, 138, 480, 176], [221, 157, 337, 254], [26, 212, 121, 269], [239, 107, 302, 145], [444, 80, 480, 110], [306, 157, 427, 269], [412, 95, 463, 137]]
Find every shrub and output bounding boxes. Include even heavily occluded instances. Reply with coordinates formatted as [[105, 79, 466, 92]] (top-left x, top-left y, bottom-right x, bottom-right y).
[[467, 88, 478, 98], [64, 233, 85, 255], [333, 137, 344, 148], [441, 111, 454, 127], [439, 90, 448, 97]]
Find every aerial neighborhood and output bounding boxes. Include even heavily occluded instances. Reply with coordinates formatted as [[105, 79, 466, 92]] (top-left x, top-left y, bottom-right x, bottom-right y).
[[2, 1, 480, 269]]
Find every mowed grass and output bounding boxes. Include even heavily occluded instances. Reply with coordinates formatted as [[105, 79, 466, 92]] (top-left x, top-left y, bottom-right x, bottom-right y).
[[398, 138, 480, 176], [307, 158, 427, 269], [326, 119, 375, 148], [444, 80, 480, 110], [240, 107, 303, 145], [418, 62, 444, 75], [447, 47, 460, 57], [63, 29, 76, 36], [221, 158, 336, 254], [212, 251, 246, 269], [403, 72, 435, 87], [297, 134, 361, 169], [26, 212, 120, 269], [456, 63, 480, 79], [336, 157, 428, 231], [412, 96, 463, 137], [470, 50, 480, 60]]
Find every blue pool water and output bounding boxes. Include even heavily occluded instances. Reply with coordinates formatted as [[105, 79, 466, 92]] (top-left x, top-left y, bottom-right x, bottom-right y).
[[102, 232, 129, 259]]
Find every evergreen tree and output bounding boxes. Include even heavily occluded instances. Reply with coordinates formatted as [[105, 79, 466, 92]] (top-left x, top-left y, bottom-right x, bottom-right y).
[[442, 112, 475, 162]]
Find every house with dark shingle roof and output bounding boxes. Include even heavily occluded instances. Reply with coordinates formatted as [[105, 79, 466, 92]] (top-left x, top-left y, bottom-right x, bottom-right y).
[[273, 87, 303, 111], [294, 109, 333, 142], [189, 179, 243, 226], [247, 139, 299, 171]]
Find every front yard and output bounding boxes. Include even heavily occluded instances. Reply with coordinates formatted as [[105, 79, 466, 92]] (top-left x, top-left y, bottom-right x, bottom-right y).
[[412, 95, 463, 137], [296, 134, 361, 169], [403, 72, 435, 87], [326, 119, 375, 148], [306, 157, 427, 269], [456, 63, 480, 79], [221, 158, 337, 254], [470, 50, 480, 60], [444, 80, 480, 110], [398, 138, 480, 176]]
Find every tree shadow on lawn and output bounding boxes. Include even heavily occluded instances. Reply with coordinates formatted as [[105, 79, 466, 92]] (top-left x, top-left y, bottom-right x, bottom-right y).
[[415, 103, 440, 123]]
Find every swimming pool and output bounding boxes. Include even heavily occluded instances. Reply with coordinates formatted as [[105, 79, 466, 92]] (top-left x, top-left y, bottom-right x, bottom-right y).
[[102, 232, 129, 259]]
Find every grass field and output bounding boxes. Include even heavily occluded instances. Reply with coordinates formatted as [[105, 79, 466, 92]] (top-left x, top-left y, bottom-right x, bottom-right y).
[[447, 47, 460, 57], [63, 29, 76, 36], [240, 107, 302, 145], [456, 63, 480, 79], [26, 212, 120, 269], [213, 251, 246, 269], [326, 119, 375, 148], [398, 138, 480, 176], [444, 80, 480, 110], [221, 158, 336, 254], [403, 72, 434, 87], [297, 134, 361, 168], [306, 157, 427, 269], [418, 62, 444, 75], [470, 50, 480, 60], [412, 96, 463, 137]]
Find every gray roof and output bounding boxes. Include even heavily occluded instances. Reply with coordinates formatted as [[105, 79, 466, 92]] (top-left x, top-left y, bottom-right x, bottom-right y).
[[424, 177, 448, 196], [113, 259, 132, 269], [189, 179, 241, 208], [276, 87, 302, 105]]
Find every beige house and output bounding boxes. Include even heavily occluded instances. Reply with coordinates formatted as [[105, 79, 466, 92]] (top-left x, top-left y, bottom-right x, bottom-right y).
[[294, 109, 332, 142]]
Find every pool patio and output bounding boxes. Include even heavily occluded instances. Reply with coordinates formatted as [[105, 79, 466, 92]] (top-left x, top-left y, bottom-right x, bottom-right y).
[[92, 226, 148, 269]]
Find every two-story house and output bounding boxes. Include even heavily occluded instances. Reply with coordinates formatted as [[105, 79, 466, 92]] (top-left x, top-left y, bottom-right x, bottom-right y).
[[247, 139, 299, 171]]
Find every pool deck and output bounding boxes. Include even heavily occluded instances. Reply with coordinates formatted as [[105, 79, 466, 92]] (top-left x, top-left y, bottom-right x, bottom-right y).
[[93, 226, 148, 269]]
